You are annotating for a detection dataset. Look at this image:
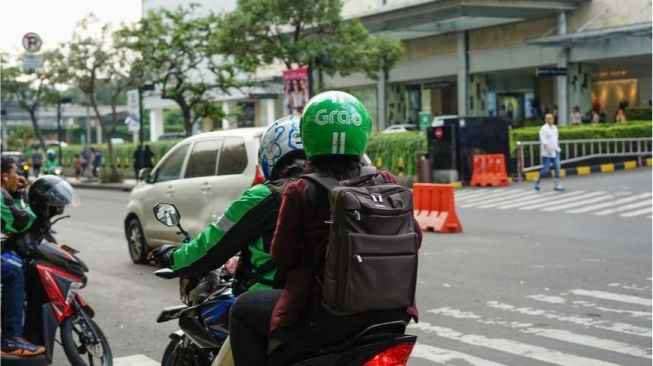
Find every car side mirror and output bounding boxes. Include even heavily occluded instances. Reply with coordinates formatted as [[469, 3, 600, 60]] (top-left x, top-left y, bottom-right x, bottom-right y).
[[139, 168, 152, 183], [153, 203, 181, 227]]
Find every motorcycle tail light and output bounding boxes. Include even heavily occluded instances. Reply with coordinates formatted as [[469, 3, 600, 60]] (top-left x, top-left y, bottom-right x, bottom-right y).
[[65, 282, 84, 305], [363, 343, 414, 366]]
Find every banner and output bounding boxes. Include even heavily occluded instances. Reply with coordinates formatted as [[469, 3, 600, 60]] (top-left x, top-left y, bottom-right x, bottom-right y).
[[125, 89, 140, 132], [282, 67, 309, 115]]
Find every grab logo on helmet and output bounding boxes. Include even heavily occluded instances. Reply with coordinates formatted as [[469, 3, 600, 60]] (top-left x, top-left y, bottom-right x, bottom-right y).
[[315, 108, 362, 127]]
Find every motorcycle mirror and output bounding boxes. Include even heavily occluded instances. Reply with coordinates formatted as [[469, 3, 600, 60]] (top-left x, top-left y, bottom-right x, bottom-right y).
[[153, 203, 181, 227]]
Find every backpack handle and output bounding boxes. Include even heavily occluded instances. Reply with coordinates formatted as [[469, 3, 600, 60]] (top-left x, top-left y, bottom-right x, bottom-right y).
[[302, 166, 379, 190]]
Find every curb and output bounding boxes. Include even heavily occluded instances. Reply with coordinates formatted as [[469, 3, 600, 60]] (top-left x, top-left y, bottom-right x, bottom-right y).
[[67, 179, 135, 192], [524, 158, 652, 181]]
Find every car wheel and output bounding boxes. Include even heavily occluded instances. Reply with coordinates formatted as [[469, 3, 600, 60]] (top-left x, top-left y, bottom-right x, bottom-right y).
[[127, 217, 149, 264]]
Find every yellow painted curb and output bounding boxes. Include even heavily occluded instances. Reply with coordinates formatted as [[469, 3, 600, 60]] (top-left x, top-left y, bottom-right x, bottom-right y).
[[600, 164, 615, 173], [577, 166, 591, 175], [624, 161, 638, 170], [559, 169, 567, 178], [452, 181, 463, 189], [525, 172, 539, 181], [647, 158, 652, 166]]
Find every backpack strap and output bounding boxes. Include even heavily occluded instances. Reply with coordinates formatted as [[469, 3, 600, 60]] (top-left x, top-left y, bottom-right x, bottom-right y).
[[302, 166, 379, 190], [301, 173, 340, 191]]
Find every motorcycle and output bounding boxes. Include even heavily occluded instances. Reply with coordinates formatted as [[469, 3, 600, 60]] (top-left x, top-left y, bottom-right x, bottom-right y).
[[1, 191, 112, 366], [153, 202, 416, 366]]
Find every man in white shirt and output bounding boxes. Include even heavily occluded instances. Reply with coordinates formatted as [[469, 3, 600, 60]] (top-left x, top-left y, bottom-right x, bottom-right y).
[[535, 113, 564, 191]]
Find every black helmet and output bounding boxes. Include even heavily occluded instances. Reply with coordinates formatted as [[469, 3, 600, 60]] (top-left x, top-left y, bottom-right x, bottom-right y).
[[28, 176, 78, 219]]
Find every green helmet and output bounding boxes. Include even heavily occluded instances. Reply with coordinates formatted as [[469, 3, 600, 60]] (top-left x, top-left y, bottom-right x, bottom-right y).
[[300, 91, 372, 159], [46, 149, 56, 159]]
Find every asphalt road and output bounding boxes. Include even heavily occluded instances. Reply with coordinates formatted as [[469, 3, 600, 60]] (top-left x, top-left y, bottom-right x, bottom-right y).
[[49, 168, 651, 365]]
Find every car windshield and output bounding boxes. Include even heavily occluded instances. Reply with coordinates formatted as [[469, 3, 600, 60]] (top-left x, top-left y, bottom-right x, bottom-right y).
[[2, 153, 24, 161]]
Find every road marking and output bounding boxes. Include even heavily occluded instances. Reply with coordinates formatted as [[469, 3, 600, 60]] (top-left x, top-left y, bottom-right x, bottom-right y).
[[594, 200, 652, 215], [518, 191, 606, 211], [486, 301, 651, 337], [474, 191, 545, 208], [570, 289, 652, 306], [409, 322, 621, 366], [527, 295, 567, 304], [460, 189, 534, 208], [114, 354, 159, 366], [607, 282, 652, 292], [484, 191, 559, 209], [427, 307, 652, 359], [541, 192, 631, 212], [455, 190, 503, 201], [497, 190, 588, 210], [521, 328, 652, 359], [459, 190, 525, 206], [620, 206, 653, 217], [412, 343, 508, 366], [567, 193, 652, 214], [545, 300, 653, 320]]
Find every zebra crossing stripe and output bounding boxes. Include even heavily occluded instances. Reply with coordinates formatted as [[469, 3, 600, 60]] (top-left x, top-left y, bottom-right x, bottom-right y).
[[567, 193, 652, 214], [471, 191, 538, 208], [480, 191, 557, 209], [412, 343, 509, 366], [595, 200, 652, 216], [486, 301, 651, 337], [456, 190, 504, 201], [570, 289, 652, 306], [114, 354, 159, 366], [409, 322, 622, 366], [456, 189, 511, 202], [497, 191, 586, 209], [518, 191, 605, 210], [459, 190, 525, 206], [541, 192, 632, 212], [620, 206, 652, 217]]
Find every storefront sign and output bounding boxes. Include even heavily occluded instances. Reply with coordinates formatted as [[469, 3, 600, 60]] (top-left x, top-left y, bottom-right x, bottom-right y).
[[283, 67, 309, 115], [536, 67, 567, 77]]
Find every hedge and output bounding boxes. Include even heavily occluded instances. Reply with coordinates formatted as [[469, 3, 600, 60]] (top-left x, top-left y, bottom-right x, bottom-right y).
[[625, 107, 652, 121]]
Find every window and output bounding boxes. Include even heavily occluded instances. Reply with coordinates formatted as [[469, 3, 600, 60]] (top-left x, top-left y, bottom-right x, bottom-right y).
[[154, 144, 189, 183], [185, 139, 221, 178], [218, 137, 247, 175]]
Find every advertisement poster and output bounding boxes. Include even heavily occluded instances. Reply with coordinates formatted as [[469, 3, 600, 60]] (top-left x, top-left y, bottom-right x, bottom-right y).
[[125, 89, 140, 133], [283, 67, 309, 115]]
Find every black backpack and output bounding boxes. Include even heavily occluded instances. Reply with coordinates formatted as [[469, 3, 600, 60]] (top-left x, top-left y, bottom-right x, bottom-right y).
[[303, 167, 418, 313]]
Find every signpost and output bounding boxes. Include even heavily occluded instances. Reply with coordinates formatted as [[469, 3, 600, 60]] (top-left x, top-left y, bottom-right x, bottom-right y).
[[536, 67, 567, 77], [21, 32, 43, 70]]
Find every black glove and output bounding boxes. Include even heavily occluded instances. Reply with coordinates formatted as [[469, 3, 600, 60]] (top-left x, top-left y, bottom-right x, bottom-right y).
[[149, 244, 176, 268]]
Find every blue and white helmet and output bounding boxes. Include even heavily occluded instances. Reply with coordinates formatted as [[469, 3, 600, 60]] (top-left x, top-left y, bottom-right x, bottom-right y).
[[258, 115, 303, 181]]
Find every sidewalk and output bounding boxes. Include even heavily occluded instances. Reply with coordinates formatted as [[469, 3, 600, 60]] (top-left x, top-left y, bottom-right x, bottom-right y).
[[65, 177, 137, 192]]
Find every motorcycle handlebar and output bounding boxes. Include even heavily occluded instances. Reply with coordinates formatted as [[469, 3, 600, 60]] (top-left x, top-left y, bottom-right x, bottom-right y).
[[154, 268, 176, 279]]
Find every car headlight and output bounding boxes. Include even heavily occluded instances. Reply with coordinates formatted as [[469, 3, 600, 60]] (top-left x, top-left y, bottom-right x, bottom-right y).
[[23, 164, 30, 171], [65, 281, 84, 304]]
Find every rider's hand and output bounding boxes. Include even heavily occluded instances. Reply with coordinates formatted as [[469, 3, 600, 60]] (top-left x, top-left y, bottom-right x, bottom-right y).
[[147, 244, 176, 268], [17, 176, 29, 189], [225, 255, 240, 277]]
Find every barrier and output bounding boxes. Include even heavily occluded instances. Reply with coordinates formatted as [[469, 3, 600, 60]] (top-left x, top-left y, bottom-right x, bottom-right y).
[[412, 183, 462, 233], [470, 154, 510, 187]]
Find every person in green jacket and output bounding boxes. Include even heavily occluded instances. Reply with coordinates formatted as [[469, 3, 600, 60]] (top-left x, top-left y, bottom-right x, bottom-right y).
[[1, 156, 45, 357], [43, 149, 62, 175], [148, 115, 305, 292]]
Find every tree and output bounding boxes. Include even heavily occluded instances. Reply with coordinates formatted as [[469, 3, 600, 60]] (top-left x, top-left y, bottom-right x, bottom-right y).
[[1, 51, 63, 152], [216, 0, 404, 85], [57, 15, 144, 182], [117, 5, 238, 137], [7, 125, 35, 151]]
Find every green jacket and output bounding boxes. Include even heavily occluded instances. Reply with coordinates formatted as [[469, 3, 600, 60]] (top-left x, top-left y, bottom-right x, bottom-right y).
[[44, 159, 62, 173], [1, 188, 36, 235], [170, 180, 289, 290]]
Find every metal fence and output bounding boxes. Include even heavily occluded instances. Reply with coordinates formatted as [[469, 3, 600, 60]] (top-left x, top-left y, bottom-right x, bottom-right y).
[[515, 137, 652, 180]]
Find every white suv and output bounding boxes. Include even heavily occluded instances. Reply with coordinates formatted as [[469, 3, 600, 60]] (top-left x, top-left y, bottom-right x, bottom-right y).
[[124, 127, 266, 263]]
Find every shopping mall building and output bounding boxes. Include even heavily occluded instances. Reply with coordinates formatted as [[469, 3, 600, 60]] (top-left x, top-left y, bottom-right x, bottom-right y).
[[143, 0, 652, 140]]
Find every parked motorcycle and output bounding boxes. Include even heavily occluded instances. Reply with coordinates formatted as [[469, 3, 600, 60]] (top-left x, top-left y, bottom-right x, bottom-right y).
[[153, 202, 416, 366], [1, 176, 112, 366]]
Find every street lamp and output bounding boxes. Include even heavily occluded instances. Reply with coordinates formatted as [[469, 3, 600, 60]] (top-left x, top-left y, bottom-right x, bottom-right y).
[[57, 96, 73, 165], [138, 84, 155, 174]]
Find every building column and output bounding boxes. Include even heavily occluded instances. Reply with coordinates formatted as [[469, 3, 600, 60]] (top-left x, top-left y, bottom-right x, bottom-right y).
[[468, 73, 489, 116], [95, 119, 102, 144], [149, 108, 164, 142], [556, 11, 569, 125], [222, 102, 231, 130], [264, 98, 275, 126], [376, 69, 387, 132], [457, 31, 468, 116]]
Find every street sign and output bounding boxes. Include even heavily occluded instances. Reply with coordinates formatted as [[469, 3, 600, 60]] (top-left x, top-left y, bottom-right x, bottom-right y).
[[125, 89, 140, 133], [536, 67, 567, 76], [22, 54, 44, 70], [434, 127, 443, 140], [22, 32, 42, 52], [419, 112, 432, 131]]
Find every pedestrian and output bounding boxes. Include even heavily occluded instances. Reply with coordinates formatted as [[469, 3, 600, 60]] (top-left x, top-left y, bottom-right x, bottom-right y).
[[591, 109, 600, 124], [534, 113, 564, 192], [31, 149, 43, 177], [74, 154, 84, 180], [91, 147, 102, 178], [498, 105, 508, 117], [615, 108, 627, 123], [553, 105, 559, 123], [143, 145, 154, 169], [570, 106, 582, 125], [133, 146, 142, 179], [81, 146, 91, 178]]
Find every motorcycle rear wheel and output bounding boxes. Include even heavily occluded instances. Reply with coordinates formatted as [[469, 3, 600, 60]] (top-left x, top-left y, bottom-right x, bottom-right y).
[[161, 336, 214, 366], [61, 316, 112, 366]]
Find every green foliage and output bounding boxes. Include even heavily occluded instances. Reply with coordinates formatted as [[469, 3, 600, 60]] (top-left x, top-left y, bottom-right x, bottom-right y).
[[511, 121, 652, 144], [625, 107, 652, 121], [7, 126, 35, 150], [118, 6, 236, 136], [216, 0, 404, 79], [366, 132, 425, 177]]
